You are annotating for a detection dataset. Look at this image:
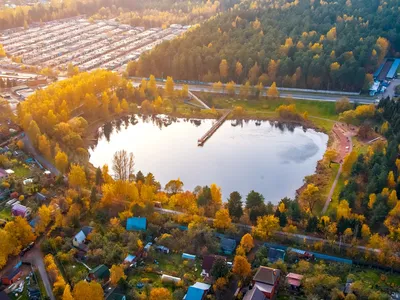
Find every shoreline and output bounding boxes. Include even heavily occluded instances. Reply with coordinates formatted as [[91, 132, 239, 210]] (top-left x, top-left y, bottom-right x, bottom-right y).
[[83, 110, 328, 149], [84, 111, 333, 205]]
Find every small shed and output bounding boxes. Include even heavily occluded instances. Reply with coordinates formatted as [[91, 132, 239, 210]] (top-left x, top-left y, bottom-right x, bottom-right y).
[[144, 242, 152, 252], [161, 274, 181, 284], [88, 264, 110, 283], [126, 217, 147, 231], [185, 282, 211, 300], [268, 247, 285, 263], [29, 217, 39, 229], [5, 198, 17, 207], [123, 254, 137, 266], [155, 245, 170, 254], [11, 203, 30, 218], [220, 237, 237, 255], [202, 255, 226, 277], [35, 192, 47, 201], [286, 273, 303, 290], [182, 253, 196, 260], [23, 178, 34, 185], [5, 169, 14, 175]]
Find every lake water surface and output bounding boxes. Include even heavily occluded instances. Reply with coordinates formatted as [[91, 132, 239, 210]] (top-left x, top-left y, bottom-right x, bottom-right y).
[[89, 116, 328, 204]]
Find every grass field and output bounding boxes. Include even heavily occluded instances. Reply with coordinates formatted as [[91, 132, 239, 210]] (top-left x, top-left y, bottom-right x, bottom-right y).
[[13, 166, 31, 178], [201, 93, 339, 120], [326, 171, 346, 217], [127, 252, 202, 297], [352, 136, 370, 154], [0, 207, 12, 220]]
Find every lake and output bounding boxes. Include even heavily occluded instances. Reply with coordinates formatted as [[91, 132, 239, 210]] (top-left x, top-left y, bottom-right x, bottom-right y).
[[89, 115, 328, 204]]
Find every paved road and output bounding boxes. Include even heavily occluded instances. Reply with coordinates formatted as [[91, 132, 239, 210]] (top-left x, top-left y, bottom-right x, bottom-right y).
[[154, 207, 380, 254], [24, 245, 55, 300], [131, 78, 378, 104], [0, 240, 55, 300], [382, 78, 400, 99], [22, 135, 60, 176]]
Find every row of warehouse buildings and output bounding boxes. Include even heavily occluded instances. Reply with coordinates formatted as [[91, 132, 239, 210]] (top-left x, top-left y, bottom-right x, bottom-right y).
[[370, 58, 400, 96]]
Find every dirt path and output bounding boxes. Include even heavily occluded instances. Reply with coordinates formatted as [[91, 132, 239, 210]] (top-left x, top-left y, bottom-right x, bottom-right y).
[[322, 123, 356, 214]]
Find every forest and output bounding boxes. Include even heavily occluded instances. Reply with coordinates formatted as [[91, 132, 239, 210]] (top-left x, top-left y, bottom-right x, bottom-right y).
[[131, 0, 399, 91], [334, 97, 400, 244], [0, 0, 236, 29], [16, 70, 186, 167]]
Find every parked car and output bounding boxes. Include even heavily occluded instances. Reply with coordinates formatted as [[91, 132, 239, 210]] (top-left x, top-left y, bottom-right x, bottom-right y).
[[19, 242, 35, 256]]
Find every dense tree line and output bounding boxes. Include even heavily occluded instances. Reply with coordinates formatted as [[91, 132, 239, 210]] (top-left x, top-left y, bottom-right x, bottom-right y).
[[131, 0, 399, 91], [98, 0, 240, 28], [17, 71, 184, 167], [334, 97, 400, 245], [0, 0, 236, 29]]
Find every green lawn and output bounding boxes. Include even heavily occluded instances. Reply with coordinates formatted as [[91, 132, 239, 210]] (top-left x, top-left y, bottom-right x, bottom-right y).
[[0, 207, 12, 220], [63, 261, 89, 285], [13, 166, 31, 178], [326, 172, 346, 217], [351, 267, 400, 290], [202, 94, 338, 120], [127, 252, 202, 296], [352, 136, 369, 155]]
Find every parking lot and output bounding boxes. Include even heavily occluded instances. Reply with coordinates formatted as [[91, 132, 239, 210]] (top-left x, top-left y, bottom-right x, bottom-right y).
[[0, 19, 188, 72]]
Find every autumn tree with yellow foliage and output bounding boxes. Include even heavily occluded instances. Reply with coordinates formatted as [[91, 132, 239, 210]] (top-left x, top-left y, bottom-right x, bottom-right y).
[[232, 255, 251, 278], [68, 164, 87, 190], [253, 215, 279, 239], [110, 264, 127, 285], [267, 82, 279, 98], [55, 150, 69, 173], [150, 288, 172, 300], [240, 233, 254, 253], [214, 208, 232, 230], [73, 281, 103, 300], [299, 184, 321, 214]]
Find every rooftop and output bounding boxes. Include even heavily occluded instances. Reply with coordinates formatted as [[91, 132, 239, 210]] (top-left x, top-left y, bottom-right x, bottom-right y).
[[220, 237, 237, 253], [126, 217, 147, 231], [89, 264, 110, 280], [202, 255, 226, 272], [253, 266, 280, 286]]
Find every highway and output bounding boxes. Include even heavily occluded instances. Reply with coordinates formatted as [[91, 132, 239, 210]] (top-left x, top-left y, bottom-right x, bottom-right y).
[[130, 77, 378, 104]]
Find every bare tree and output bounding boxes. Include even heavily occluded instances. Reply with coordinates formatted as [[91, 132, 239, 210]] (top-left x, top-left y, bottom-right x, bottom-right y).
[[112, 150, 135, 181]]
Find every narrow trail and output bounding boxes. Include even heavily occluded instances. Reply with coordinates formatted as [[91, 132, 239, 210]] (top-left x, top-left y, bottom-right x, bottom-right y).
[[322, 123, 355, 214]]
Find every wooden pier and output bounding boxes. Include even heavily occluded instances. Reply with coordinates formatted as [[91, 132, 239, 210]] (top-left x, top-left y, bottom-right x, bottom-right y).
[[198, 110, 232, 146]]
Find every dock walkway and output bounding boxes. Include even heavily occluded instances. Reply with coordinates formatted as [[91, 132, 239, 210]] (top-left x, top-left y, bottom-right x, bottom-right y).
[[198, 109, 231, 146]]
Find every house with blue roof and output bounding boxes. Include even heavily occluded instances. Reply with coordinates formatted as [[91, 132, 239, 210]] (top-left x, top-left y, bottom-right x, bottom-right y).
[[126, 217, 147, 231], [220, 237, 237, 255], [123, 254, 137, 267], [184, 282, 211, 300], [268, 247, 285, 263]]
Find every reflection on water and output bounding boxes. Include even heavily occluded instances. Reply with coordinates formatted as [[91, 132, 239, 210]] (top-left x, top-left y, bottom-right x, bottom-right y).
[[89, 115, 328, 204]]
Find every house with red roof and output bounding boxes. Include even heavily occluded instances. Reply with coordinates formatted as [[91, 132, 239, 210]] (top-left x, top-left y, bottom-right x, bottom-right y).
[[244, 266, 280, 300]]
